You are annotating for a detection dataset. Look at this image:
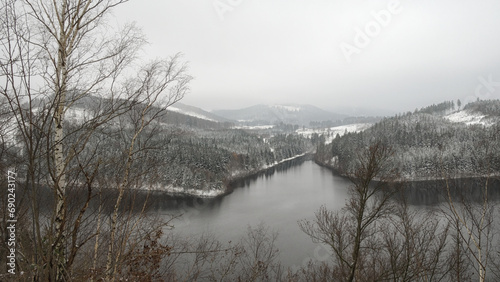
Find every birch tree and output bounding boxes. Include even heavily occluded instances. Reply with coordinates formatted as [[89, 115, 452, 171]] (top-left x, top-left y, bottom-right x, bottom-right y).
[[441, 135, 499, 282], [442, 178, 497, 282], [1, 0, 191, 280]]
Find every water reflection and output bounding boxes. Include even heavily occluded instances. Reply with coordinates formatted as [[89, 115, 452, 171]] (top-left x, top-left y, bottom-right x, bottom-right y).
[[401, 177, 500, 206], [228, 156, 309, 191], [145, 156, 311, 213], [146, 163, 500, 213], [23, 160, 500, 270]]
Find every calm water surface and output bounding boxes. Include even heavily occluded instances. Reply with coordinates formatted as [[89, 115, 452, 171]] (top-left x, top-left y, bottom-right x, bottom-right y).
[[158, 160, 351, 267], [153, 160, 500, 268]]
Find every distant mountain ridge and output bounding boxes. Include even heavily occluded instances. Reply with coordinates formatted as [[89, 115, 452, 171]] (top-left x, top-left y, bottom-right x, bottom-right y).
[[168, 103, 233, 123], [213, 104, 347, 126]]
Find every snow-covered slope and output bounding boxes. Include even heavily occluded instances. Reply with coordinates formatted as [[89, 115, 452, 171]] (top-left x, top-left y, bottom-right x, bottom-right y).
[[168, 103, 232, 123], [168, 106, 216, 122], [444, 110, 496, 126], [297, 123, 373, 143]]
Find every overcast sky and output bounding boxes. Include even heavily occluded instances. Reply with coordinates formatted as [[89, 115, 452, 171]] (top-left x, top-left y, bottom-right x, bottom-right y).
[[113, 0, 500, 115]]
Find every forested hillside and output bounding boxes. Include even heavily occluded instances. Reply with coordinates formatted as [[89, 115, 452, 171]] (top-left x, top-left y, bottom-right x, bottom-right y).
[[316, 100, 500, 180], [152, 126, 313, 195], [7, 97, 314, 197]]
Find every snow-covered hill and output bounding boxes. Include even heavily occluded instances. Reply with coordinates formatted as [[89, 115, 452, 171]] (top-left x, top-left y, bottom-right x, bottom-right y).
[[62, 100, 231, 125], [420, 99, 500, 127], [213, 104, 347, 126], [167, 103, 232, 123]]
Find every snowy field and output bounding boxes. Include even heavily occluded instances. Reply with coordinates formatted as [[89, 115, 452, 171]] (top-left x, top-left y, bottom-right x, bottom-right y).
[[296, 123, 373, 144]]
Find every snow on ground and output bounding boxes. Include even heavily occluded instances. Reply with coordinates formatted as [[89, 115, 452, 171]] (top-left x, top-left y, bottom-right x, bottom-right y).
[[325, 123, 373, 143], [261, 153, 307, 170], [444, 110, 493, 126], [295, 128, 319, 138], [168, 106, 217, 122], [297, 123, 373, 143], [233, 125, 275, 130]]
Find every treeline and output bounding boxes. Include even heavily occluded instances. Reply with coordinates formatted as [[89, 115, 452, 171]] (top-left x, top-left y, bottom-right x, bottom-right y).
[[316, 100, 500, 179], [8, 103, 313, 195], [153, 127, 313, 192], [416, 100, 456, 115], [464, 99, 500, 117], [309, 116, 382, 128]]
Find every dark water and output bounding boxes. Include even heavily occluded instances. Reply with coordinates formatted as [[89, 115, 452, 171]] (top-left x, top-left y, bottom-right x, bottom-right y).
[[149, 160, 500, 269], [151, 160, 349, 268]]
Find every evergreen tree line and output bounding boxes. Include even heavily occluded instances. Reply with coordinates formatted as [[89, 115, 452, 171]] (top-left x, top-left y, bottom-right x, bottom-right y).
[[317, 100, 500, 179], [6, 105, 313, 194], [148, 127, 312, 192]]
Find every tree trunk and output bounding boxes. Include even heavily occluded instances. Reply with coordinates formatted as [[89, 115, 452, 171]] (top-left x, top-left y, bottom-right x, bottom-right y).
[[53, 2, 69, 279], [105, 119, 146, 281]]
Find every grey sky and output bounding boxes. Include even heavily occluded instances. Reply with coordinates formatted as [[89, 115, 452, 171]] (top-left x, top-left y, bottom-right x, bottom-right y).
[[114, 0, 500, 115]]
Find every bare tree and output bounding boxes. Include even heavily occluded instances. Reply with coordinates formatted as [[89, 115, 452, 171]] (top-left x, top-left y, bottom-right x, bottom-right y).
[[442, 177, 497, 282], [440, 134, 500, 282], [380, 194, 450, 281], [234, 223, 282, 281], [300, 142, 399, 281], [104, 58, 189, 280], [298, 142, 460, 281], [1, 0, 191, 280]]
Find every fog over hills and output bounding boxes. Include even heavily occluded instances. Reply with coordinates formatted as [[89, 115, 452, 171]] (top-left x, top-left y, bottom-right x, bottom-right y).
[[213, 104, 348, 126]]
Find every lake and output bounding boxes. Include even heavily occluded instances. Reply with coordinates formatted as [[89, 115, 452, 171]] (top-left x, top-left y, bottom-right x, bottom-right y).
[[149, 160, 349, 268], [150, 159, 500, 269]]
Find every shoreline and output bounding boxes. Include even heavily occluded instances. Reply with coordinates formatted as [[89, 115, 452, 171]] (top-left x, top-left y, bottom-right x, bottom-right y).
[[314, 157, 500, 184], [224, 153, 313, 195], [152, 152, 314, 198], [154, 154, 499, 198]]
